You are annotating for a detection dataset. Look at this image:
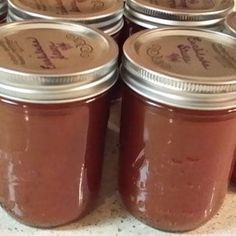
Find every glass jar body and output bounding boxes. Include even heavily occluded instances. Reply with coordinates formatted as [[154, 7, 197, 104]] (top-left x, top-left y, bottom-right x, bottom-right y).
[[119, 85, 236, 232], [0, 92, 110, 228]]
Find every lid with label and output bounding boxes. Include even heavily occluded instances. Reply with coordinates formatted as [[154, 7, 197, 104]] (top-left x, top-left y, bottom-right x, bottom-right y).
[[122, 28, 236, 110], [225, 11, 236, 36], [125, 0, 234, 27], [0, 21, 118, 103], [8, 0, 124, 35]]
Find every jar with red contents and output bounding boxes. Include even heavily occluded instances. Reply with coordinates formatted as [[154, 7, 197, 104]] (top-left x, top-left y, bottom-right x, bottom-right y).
[[122, 0, 234, 42], [0, 20, 118, 228], [119, 28, 236, 232], [0, 0, 7, 23]]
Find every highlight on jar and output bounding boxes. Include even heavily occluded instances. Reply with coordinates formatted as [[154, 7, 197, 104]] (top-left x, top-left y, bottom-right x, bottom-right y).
[[122, 0, 234, 40], [0, 20, 118, 228], [119, 28, 236, 232], [0, 0, 7, 23]]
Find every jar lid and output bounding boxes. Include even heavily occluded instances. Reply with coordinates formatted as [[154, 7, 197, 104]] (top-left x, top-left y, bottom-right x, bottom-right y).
[[8, 0, 124, 35], [0, 21, 118, 104], [225, 12, 236, 36], [122, 28, 236, 110], [125, 0, 234, 27]]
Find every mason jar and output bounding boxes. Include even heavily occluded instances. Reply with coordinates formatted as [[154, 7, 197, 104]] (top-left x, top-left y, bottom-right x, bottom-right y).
[[122, 0, 234, 42], [0, 20, 118, 228], [119, 28, 236, 232]]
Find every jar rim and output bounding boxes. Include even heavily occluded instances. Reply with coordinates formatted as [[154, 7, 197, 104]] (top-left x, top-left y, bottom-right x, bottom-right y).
[[125, 0, 234, 27], [8, 0, 124, 33], [0, 21, 118, 104], [124, 4, 225, 28], [8, 9, 124, 36], [122, 28, 236, 110]]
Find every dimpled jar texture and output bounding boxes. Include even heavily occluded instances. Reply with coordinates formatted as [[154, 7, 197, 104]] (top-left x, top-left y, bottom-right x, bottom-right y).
[[119, 87, 236, 232]]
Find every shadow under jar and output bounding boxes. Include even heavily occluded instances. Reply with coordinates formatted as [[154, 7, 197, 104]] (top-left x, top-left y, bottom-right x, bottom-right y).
[[7, 0, 124, 100], [119, 28, 236, 232], [122, 0, 234, 42], [0, 21, 118, 228]]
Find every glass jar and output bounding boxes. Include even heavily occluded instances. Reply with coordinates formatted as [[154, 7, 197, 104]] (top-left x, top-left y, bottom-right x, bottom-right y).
[[122, 0, 234, 41], [0, 21, 118, 228], [120, 28, 236, 232], [8, 0, 124, 100]]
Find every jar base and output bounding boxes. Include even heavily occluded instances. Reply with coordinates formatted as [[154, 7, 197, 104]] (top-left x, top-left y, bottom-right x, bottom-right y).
[[0, 202, 94, 229], [120, 195, 222, 233]]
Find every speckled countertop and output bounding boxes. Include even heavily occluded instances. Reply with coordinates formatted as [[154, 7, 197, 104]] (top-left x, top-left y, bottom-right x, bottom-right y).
[[0, 101, 236, 236]]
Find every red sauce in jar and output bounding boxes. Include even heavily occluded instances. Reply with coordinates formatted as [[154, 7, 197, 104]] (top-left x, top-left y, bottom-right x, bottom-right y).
[[119, 28, 236, 232], [120, 86, 236, 231], [0, 94, 109, 227], [0, 21, 118, 227]]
